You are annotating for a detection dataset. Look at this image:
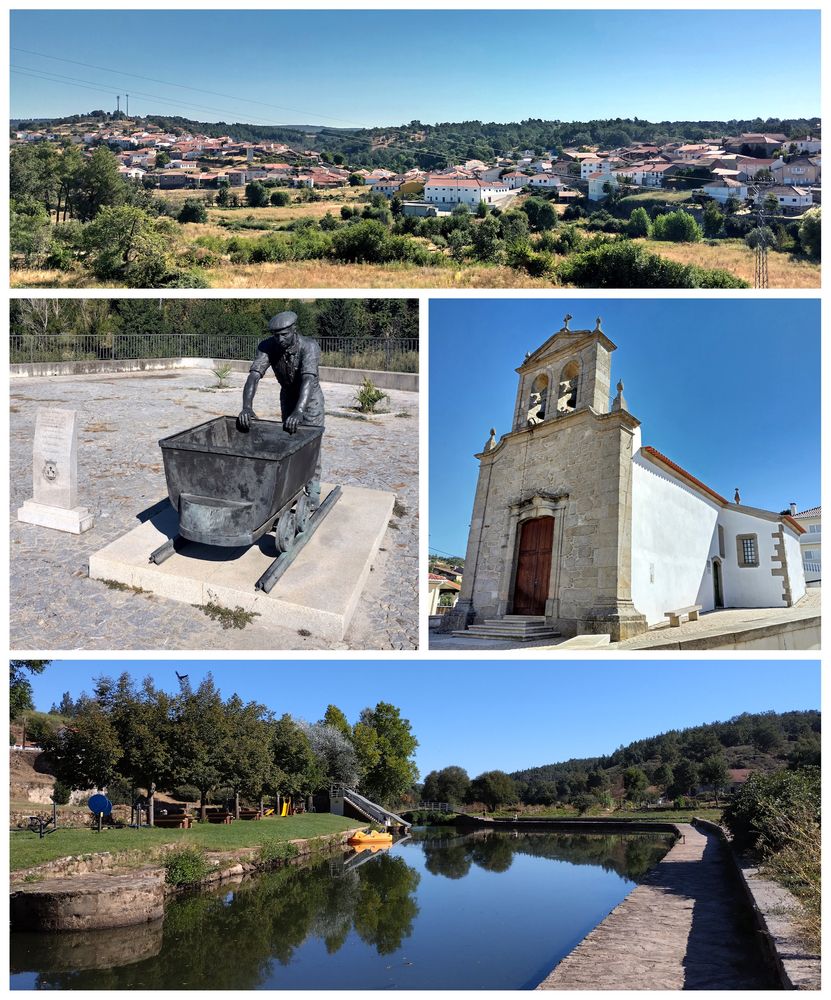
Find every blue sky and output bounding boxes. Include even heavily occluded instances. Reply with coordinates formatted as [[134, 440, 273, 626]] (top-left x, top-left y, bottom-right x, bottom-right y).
[[11, 10, 820, 124], [28, 660, 820, 776], [429, 299, 821, 559]]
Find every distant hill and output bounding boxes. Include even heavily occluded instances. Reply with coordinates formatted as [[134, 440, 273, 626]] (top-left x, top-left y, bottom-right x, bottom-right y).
[[511, 710, 820, 801], [12, 112, 821, 172]]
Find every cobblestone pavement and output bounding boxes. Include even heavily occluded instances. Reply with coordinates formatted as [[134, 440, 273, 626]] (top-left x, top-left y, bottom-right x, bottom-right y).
[[537, 824, 773, 990], [10, 370, 418, 650]]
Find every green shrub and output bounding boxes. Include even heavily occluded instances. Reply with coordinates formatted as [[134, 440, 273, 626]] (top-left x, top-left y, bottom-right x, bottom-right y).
[[177, 199, 208, 224], [627, 207, 652, 238], [722, 767, 820, 852], [258, 839, 300, 865], [164, 269, 211, 289], [164, 847, 212, 886], [651, 209, 702, 242], [557, 240, 748, 288], [745, 226, 776, 250], [51, 781, 71, 805], [355, 376, 388, 413], [798, 207, 821, 260], [270, 190, 291, 207]]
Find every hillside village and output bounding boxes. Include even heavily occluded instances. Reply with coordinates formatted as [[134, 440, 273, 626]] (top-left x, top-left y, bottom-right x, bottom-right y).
[[12, 119, 821, 214]]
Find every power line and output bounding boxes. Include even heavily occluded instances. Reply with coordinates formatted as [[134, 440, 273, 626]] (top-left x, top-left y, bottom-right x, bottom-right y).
[[12, 45, 371, 128]]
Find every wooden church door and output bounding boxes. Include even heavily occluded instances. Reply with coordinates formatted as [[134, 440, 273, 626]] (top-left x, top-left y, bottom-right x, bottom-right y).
[[513, 516, 554, 616]]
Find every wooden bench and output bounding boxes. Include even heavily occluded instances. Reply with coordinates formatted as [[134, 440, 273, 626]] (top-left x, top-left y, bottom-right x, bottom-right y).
[[153, 814, 192, 829], [664, 605, 702, 627], [238, 809, 262, 821]]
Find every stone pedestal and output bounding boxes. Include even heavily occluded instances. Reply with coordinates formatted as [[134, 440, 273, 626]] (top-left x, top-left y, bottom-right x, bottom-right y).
[[88, 483, 393, 642], [17, 408, 94, 535], [437, 598, 475, 633], [583, 601, 648, 642], [17, 499, 94, 534]]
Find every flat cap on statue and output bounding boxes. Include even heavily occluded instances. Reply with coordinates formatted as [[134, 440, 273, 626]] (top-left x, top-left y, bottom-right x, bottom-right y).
[[267, 311, 298, 331]]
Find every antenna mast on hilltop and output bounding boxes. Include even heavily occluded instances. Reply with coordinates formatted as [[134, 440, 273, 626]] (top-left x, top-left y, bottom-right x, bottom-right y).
[[126, 94, 129, 117], [116, 95, 120, 115]]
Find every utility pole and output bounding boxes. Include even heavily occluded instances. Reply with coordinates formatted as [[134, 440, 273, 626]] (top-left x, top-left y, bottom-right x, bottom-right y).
[[753, 185, 769, 290], [126, 94, 129, 117], [116, 95, 120, 114]]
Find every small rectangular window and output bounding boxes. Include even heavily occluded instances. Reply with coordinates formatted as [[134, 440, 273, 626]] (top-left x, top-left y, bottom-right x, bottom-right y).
[[736, 533, 759, 568]]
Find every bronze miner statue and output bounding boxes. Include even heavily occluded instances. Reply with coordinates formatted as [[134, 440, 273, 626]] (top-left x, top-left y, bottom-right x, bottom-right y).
[[239, 310, 325, 510]]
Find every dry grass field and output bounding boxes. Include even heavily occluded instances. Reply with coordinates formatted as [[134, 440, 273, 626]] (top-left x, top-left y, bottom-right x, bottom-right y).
[[201, 259, 554, 288], [636, 238, 820, 288]]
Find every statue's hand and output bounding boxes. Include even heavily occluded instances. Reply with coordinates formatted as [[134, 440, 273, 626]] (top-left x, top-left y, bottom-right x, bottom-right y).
[[284, 408, 305, 434], [237, 408, 255, 430]]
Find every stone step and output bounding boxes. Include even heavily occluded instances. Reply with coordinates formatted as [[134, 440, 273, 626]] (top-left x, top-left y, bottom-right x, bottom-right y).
[[482, 617, 546, 625], [470, 625, 558, 636]]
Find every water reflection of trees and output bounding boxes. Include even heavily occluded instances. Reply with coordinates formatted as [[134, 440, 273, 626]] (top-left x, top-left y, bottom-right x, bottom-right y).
[[12, 854, 421, 990], [418, 830, 673, 883]]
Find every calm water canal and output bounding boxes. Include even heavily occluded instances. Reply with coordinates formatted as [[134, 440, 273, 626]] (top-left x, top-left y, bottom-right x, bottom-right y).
[[11, 828, 675, 990]]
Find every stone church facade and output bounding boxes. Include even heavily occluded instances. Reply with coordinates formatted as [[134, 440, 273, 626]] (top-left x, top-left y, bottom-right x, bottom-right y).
[[445, 317, 806, 642]]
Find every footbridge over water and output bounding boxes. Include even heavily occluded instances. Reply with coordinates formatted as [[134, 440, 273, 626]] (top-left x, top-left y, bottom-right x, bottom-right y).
[[329, 785, 411, 831]]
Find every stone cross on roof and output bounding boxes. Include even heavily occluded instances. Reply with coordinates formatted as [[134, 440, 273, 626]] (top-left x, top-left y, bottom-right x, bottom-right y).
[[562, 313, 572, 331]]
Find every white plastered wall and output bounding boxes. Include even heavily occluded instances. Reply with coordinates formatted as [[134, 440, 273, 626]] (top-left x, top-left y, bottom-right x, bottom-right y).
[[632, 448, 798, 623], [631, 451, 721, 625], [717, 507, 790, 609], [784, 529, 807, 604]]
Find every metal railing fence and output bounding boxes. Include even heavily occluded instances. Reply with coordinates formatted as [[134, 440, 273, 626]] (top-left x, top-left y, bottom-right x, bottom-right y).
[[10, 334, 420, 373]]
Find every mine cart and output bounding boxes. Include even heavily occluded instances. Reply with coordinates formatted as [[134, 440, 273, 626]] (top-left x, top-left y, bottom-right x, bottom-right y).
[[150, 416, 340, 593]]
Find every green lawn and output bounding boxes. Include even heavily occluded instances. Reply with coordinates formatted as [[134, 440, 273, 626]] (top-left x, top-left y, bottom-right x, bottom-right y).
[[10, 814, 358, 872]]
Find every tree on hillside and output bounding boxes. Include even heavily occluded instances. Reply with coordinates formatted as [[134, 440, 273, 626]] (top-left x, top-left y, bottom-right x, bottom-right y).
[[799, 207, 821, 260], [245, 181, 269, 208], [73, 146, 128, 222], [421, 765, 471, 806], [700, 755, 729, 805], [467, 770, 517, 812], [670, 759, 700, 798], [702, 200, 724, 237], [354, 702, 419, 806], [652, 763, 674, 793], [10, 660, 50, 720], [622, 766, 648, 802], [155, 150, 171, 168]]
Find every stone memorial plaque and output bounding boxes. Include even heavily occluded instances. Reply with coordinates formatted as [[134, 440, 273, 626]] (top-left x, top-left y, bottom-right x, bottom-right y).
[[18, 408, 94, 534], [32, 409, 78, 509]]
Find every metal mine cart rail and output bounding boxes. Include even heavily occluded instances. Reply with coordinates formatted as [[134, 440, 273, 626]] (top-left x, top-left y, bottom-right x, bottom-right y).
[[150, 416, 341, 593]]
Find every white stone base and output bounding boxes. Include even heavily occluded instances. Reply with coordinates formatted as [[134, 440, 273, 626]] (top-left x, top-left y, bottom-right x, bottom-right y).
[[17, 499, 95, 534], [88, 484, 394, 642]]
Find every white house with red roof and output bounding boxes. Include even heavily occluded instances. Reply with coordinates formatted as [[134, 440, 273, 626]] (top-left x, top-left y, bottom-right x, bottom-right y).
[[424, 176, 513, 209], [445, 317, 807, 644]]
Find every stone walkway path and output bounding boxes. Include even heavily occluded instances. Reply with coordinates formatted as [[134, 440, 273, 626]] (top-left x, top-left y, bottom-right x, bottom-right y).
[[11, 370, 418, 650], [537, 824, 776, 991]]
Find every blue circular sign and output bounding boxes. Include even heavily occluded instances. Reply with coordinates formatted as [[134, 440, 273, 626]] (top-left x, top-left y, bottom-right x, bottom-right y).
[[88, 794, 112, 815]]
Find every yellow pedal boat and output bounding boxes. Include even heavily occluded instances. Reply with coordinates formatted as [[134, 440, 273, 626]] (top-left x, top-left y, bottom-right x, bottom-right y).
[[348, 829, 394, 846]]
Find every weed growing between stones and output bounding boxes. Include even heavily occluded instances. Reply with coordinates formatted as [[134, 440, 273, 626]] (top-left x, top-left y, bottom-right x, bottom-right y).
[[355, 377, 388, 413], [198, 602, 260, 629], [100, 579, 148, 595]]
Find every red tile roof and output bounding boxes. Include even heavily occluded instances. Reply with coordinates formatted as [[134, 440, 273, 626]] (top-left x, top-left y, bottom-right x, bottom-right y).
[[642, 446, 806, 534], [642, 446, 728, 504]]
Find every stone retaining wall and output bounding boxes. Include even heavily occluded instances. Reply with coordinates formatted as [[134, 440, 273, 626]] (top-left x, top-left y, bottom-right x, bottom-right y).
[[628, 614, 820, 651], [9, 358, 419, 391], [10, 827, 363, 931], [692, 817, 820, 990]]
